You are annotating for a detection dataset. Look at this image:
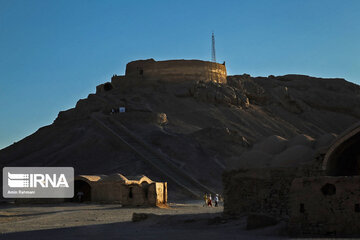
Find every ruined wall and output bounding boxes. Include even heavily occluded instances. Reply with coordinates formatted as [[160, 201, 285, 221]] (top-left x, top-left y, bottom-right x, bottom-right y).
[[289, 176, 360, 237], [96, 82, 113, 94], [125, 59, 227, 84], [111, 75, 126, 88], [223, 167, 323, 218]]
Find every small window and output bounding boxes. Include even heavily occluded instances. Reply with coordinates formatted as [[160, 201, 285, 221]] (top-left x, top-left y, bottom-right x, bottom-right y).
[[144, 188, 148, 198], [321, 183, 336, 196], [129, 187, 133, 199], [300, 203, 305, 213], [355, 204, 360, 212]]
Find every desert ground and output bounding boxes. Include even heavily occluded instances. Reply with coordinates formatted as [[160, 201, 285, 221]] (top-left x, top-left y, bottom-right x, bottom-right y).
[[0, 201, 287, 240]]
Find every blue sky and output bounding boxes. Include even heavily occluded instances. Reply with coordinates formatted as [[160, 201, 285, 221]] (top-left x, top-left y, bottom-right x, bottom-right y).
[[1, 0, 360, 149]]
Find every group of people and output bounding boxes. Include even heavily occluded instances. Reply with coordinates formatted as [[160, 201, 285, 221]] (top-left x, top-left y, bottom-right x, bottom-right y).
[[110, 107, 126, 114], [203, 193, 220, 207]]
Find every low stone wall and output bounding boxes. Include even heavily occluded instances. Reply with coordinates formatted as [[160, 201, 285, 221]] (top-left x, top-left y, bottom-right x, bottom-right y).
[[125, 59, 227, 84], [288, 176, 360, 237], [222, 167, 323, 218]]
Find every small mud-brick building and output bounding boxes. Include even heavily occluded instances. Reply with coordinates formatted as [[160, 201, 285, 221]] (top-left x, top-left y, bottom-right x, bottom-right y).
[[74, 173, 167, 206]]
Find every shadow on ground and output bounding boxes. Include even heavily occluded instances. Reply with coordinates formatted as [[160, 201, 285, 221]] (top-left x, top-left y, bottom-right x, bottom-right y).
[[1, 212, 287, 240]]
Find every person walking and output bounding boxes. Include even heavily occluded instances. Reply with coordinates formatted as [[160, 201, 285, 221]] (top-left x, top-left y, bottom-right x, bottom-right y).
[[207, 194, 212, 207], [215, 194, 219, 207], [76, 191, 84, 202], [203, 193, 208, 207]]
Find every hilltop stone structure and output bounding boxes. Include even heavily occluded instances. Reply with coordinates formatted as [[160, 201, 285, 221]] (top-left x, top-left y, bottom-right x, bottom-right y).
[[125, 59, 227, 83], [223, 122, 360, 237], [96, 59, 227, 93], [74, 173, 167, 206]]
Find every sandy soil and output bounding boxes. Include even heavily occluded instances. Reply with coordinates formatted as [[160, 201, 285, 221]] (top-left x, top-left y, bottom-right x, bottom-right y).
[[0, 201, 287, 240]]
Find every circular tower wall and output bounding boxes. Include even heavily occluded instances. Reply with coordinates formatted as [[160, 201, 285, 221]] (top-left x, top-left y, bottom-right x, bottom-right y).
[[125, 59, 227, 84]]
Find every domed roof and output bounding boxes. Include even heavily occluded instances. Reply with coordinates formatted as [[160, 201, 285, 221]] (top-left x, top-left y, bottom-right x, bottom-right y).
[[75, 173, 154, 185], [75, 175, 102, 182]]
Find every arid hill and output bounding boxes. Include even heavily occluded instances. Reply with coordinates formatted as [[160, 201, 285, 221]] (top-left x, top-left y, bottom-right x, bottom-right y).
[[1, 73, 360, 199]]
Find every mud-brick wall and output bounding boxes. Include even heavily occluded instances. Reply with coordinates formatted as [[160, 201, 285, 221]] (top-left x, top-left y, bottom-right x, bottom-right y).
[[289, 176, 360, 237], [125, 59, 227, 84], [154, 182, 167, 205], [91, 182, 159, 206], [91, 182, 124, 202], [222, 167, 323, 218]]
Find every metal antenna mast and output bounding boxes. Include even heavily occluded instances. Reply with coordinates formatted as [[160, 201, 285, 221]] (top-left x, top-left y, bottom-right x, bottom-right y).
[[211, 32, 216, 63]]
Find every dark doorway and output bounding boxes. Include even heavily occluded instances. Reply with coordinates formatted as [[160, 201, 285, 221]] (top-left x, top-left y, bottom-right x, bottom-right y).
[[326, 133, 360, 176], [129, 187, 133, 199], [300, 203, 305, 213], [74, 180, 91, 202], [143, 185, 149, 199], [355, 204, 360, 212]]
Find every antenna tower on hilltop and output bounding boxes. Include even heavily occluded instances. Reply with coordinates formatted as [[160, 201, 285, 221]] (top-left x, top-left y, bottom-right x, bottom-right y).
[[211, 32, 216, 63]]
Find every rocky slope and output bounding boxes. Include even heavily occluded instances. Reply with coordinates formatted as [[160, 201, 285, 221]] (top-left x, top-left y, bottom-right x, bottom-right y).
[[1, 73, 360, 199]]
